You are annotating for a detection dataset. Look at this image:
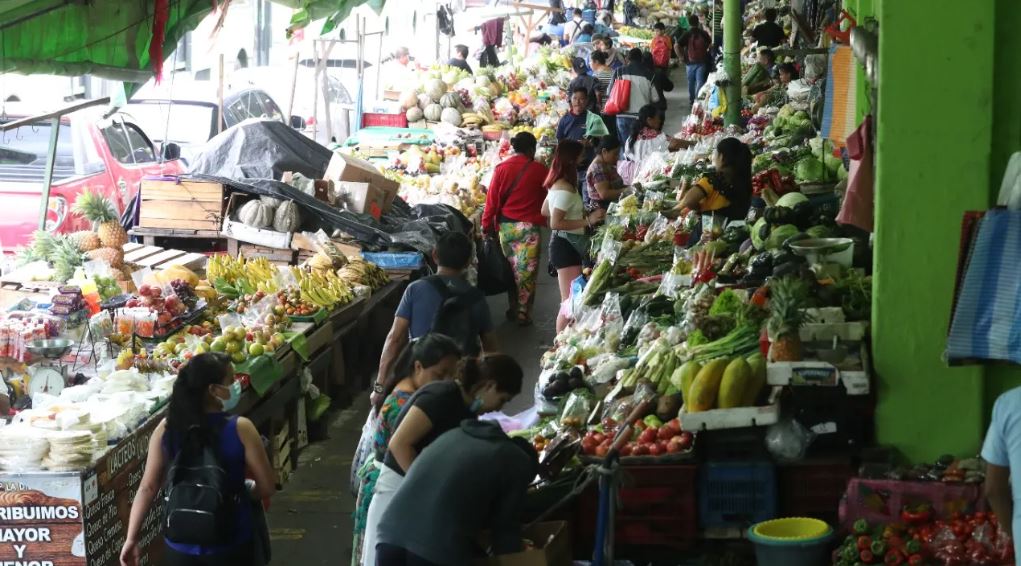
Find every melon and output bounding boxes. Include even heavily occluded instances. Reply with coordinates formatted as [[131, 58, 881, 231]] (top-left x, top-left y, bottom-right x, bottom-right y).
[[417, 93, 432, 111], [424, 78, 447, 101], [423, 103, 443, 122], [260, 195, 282, 211], [439, 92, 461, 109], [237, 200, 272, 229], [475, 75, 492, 88], [273, 201, 301, 233], [399, 90, 419, 110], [440, 107, 462, 126], [406, 107, 424, 122]]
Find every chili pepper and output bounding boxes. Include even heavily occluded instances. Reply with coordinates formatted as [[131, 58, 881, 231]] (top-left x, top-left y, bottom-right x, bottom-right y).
[[883, 549, 905, 565], [906, 555, 923, 566], [871, 540, 887, 555], [860, 549, 875, 563]]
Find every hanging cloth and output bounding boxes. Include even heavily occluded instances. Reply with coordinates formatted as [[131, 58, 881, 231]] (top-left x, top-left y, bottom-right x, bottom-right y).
[[836, 114, 874, 232]]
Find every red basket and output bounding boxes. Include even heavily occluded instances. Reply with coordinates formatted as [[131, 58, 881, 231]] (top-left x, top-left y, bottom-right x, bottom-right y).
[[777, 458, 855, 524], [575, 465, 698, 550], [361, 112, 408, 129]]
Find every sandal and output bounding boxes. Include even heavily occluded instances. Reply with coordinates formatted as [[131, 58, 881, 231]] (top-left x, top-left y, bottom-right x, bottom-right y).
[[516, 313, 533, 327]]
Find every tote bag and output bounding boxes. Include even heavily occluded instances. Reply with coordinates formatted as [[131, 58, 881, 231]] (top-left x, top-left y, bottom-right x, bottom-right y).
[[603, 77, 631, 116], [946, 152, 1021, 364]]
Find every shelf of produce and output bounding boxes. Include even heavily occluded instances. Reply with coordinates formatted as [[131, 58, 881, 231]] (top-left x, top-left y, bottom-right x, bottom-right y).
[[329, 295, 368, 329]]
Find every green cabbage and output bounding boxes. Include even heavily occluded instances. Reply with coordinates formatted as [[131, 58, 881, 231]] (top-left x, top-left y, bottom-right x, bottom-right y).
[[823, 153, 844, 175], [795, 156, 826, 183], [766, 224, 800, 250], [751, 218, 770, 250]]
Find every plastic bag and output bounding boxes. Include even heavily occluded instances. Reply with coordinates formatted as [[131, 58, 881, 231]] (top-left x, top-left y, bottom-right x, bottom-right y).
[[559, 390, 592, 428], [765, 418, 815, 462], [350, 412, 377, 496]]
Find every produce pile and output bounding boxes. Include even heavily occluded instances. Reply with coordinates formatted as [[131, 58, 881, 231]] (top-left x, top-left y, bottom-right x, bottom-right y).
[[835, 514, 1013, 566]]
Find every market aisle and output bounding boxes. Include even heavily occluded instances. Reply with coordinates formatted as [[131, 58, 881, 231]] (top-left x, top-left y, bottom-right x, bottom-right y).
[[265, 396, 369, 565]]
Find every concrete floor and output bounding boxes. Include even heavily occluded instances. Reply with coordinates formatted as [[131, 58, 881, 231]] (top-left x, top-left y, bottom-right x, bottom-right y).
[[266, 67, 692, 565]]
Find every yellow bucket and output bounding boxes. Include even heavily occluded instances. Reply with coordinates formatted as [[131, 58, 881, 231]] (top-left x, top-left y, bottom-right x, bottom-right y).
[[751, 518, 831, 542]]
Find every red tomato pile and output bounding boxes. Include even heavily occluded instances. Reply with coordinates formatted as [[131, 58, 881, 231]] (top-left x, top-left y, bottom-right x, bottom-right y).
[[580, 419, 693, 458], [834, 513, 1014, 566]]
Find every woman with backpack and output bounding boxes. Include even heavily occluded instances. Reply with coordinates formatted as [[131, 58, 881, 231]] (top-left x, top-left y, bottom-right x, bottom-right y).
[[120, 352, 276, 566], [361, 354, 524, 566], [352, 334, 462, 566]]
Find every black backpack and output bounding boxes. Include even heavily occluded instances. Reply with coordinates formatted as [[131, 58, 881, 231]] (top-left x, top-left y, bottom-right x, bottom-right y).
[[163, 428, 239, 546], [425, 276, 484, 356]]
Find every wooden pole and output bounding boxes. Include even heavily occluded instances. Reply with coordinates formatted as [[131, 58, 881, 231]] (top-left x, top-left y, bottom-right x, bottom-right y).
[[217, 53, 225, 133]]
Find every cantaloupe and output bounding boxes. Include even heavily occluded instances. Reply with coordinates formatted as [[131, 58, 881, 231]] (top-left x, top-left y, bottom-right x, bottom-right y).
[[686, 359, 728, 412]]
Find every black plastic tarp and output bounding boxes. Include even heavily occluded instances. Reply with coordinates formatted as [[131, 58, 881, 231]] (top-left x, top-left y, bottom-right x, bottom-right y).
[[188, 120, 333, 180]]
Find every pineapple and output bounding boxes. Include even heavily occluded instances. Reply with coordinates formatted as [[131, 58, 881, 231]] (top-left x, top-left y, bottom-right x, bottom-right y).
[[73, 190, 127, 249], [86, 247, 125, 269], [16, 230, 57, 264], [68, 231, 101, 252], [50, 236, 86, 282], [766, 276, 811, 362]]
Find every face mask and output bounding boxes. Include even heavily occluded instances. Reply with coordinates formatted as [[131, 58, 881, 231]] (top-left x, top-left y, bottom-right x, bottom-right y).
[[219, 381, 242, 412], [469, 396, 484, 414]]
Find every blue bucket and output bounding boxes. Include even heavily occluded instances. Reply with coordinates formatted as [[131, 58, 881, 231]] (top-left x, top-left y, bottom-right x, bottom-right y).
[[747, 518, 834, 566]]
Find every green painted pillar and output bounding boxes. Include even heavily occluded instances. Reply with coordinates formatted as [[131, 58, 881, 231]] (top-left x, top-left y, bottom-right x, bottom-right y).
[[722, 0, 741, 125], [872, 0, 994, 462]]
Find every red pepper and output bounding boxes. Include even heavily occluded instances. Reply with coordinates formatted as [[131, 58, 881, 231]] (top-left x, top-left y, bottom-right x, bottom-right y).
[[860, 549, 875, 563], [884, 549, 904, 565], [858, 535, 873, 551], [906, 555, 923, 566], [901, 506, 933, 525]]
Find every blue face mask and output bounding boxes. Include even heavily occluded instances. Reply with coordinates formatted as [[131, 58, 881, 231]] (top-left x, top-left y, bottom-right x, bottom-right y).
[[219, 381, 242, 412], [469, 396, 484, 414]]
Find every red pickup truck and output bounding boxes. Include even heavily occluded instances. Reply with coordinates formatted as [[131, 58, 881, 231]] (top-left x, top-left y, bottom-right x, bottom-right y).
[[0, 106, 183, 251]]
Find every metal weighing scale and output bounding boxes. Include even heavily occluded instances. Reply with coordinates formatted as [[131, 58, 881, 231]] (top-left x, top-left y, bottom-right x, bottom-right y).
[[24, 338, 75, 397]]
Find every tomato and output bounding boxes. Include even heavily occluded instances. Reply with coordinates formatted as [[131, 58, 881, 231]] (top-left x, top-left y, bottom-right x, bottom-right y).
[[648, 443, 663, 456], [676, 431, 694, 450], [639, 428, 657, 444], [657, 426, 674, 441], [581, 437, 597, 455], [592, 433, 606, 445], [633, 444, 650, 456], [619, 444, 633, 457]]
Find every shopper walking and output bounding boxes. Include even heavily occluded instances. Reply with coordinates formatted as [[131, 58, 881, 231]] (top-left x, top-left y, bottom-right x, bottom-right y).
[[543, 140, 605, 332], [362, 355, 525, 566], [352, 335, 462, 566], [120, 353, 276, 566], [752, 8, 787, 47], [563, 9, 585, 44], [650, 22, 673, 73], [675, 15, 713, 106], [568, 57, 601, 111], [479, 18, 504, 67], [593, 35, 624, 70], [590, 51, 614, 108], [374, 232, 496, 402], [677, 137, 753, 225], [556, 86, 599, 204], [375, 421, 538, 566], [982, 388, 1021, 562], [608, 48, 658, 145], [481, 132, 550, 326], [586, 135, 626, 213]]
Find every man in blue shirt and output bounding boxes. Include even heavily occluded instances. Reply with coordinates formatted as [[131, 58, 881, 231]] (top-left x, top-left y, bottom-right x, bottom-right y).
[[374, 232, 496, 402], [982, 388, 1021, 562], [556, 86, 597, 204]]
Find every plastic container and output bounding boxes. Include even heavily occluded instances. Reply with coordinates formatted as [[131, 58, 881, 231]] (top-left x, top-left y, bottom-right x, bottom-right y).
[[361, 252, 424, 270], [360, 112, 408, 129], [698, 461, 777, 530], [788, 238, 854, 267], [747, 518, 834, 566]]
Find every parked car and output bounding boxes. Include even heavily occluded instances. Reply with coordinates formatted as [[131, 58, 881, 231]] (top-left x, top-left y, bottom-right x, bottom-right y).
[[0, 105, 184, 250], [119, 79, 303, 163]]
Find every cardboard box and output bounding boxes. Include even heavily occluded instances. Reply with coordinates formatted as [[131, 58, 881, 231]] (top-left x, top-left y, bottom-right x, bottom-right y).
[[324, 152, 399, 211], [221, 193, 293, 249], [474, 522, 571, 566], [139, 178, 226, 231], [337, 181, 385, 219]]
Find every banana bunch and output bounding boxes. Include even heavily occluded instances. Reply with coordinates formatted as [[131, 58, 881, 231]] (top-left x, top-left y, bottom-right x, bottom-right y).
[[482, 123, 507, 134], [337, 259, 389, 290], [207, 255, 279, 293], [207, 254, 244, 283], [290, 267, 354, 309], [460, 112, 490, 127]]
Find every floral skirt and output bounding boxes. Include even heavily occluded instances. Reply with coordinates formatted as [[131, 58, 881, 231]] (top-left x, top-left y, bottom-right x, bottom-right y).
[[498, 222, 542, 317]]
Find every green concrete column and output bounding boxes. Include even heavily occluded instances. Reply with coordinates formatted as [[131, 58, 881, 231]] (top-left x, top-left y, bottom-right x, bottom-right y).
[[872, 0, 993, 462], [722, 0, 741, 125]]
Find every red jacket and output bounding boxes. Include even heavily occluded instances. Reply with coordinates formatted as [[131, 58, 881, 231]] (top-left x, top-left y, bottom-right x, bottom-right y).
[[481, 154, 549, 233]]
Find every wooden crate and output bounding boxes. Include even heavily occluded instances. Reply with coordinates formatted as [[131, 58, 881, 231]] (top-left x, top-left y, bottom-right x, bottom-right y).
[[139, 178, 226, 231], [228, 240, 299, 265]]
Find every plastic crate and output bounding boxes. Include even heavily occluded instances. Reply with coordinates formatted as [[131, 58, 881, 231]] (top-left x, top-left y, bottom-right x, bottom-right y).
[[698, 461, 777, 530], [697, 426, 768, 460], [361, 112, 408, 129], [575, 465, 698, 550], [361, 252, 424, 270], [777, 458, 855, 525]]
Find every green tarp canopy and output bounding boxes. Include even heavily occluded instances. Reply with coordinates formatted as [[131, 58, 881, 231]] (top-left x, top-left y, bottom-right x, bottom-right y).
[[0, 0, 385, 83]]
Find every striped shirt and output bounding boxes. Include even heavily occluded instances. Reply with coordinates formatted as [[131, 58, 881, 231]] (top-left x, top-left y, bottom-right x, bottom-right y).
[[593, 68, 614, 97]]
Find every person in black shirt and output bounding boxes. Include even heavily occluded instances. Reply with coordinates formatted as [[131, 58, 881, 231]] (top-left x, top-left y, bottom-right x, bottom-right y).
[[447, 44, 473, 74], [568, 57, 600, 112], [361, 355, 525, 566], [752, 8, 787, 47]]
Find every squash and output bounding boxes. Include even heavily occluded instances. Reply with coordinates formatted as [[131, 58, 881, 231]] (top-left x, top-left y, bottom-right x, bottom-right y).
[[406, 107, 424, 122], [717, 358, 751, 409], [260, 195, 282, 211], [439, 92, 462, 109], [399, 90, 420, 110], [440, 107, 462, 126], [273, 200, 301, 233], [424, 78, 447, 101], [417, 93, 432, 111], [237, 199, 272, 229], [686, 359, 728, 412], [423, 103, 443, 122]]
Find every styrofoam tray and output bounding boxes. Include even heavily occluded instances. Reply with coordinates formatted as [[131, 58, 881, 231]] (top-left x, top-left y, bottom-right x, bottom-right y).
[[800, 321, 868, 342], [222, 218, 292, 249], [766, 345, 871, 395], [679, 387, 782, 431]]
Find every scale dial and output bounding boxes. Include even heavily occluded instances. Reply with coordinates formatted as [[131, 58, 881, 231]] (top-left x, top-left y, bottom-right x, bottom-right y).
[[28, 367, 64, 396]]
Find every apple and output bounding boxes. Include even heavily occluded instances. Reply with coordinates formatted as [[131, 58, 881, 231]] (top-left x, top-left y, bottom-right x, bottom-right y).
[[273, 305, 285, 316], [210, 338, 226, 352], [248, 343, 265, 357], [233, 328, 246, 342], [231, 351, 247, 364], [194, 343, 208, 354], [225, 341, 240, 354], [263, 342, 276, 355]]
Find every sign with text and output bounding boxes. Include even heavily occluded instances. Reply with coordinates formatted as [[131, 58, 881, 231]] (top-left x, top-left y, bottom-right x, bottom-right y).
[[0, 471, 86, 566]]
